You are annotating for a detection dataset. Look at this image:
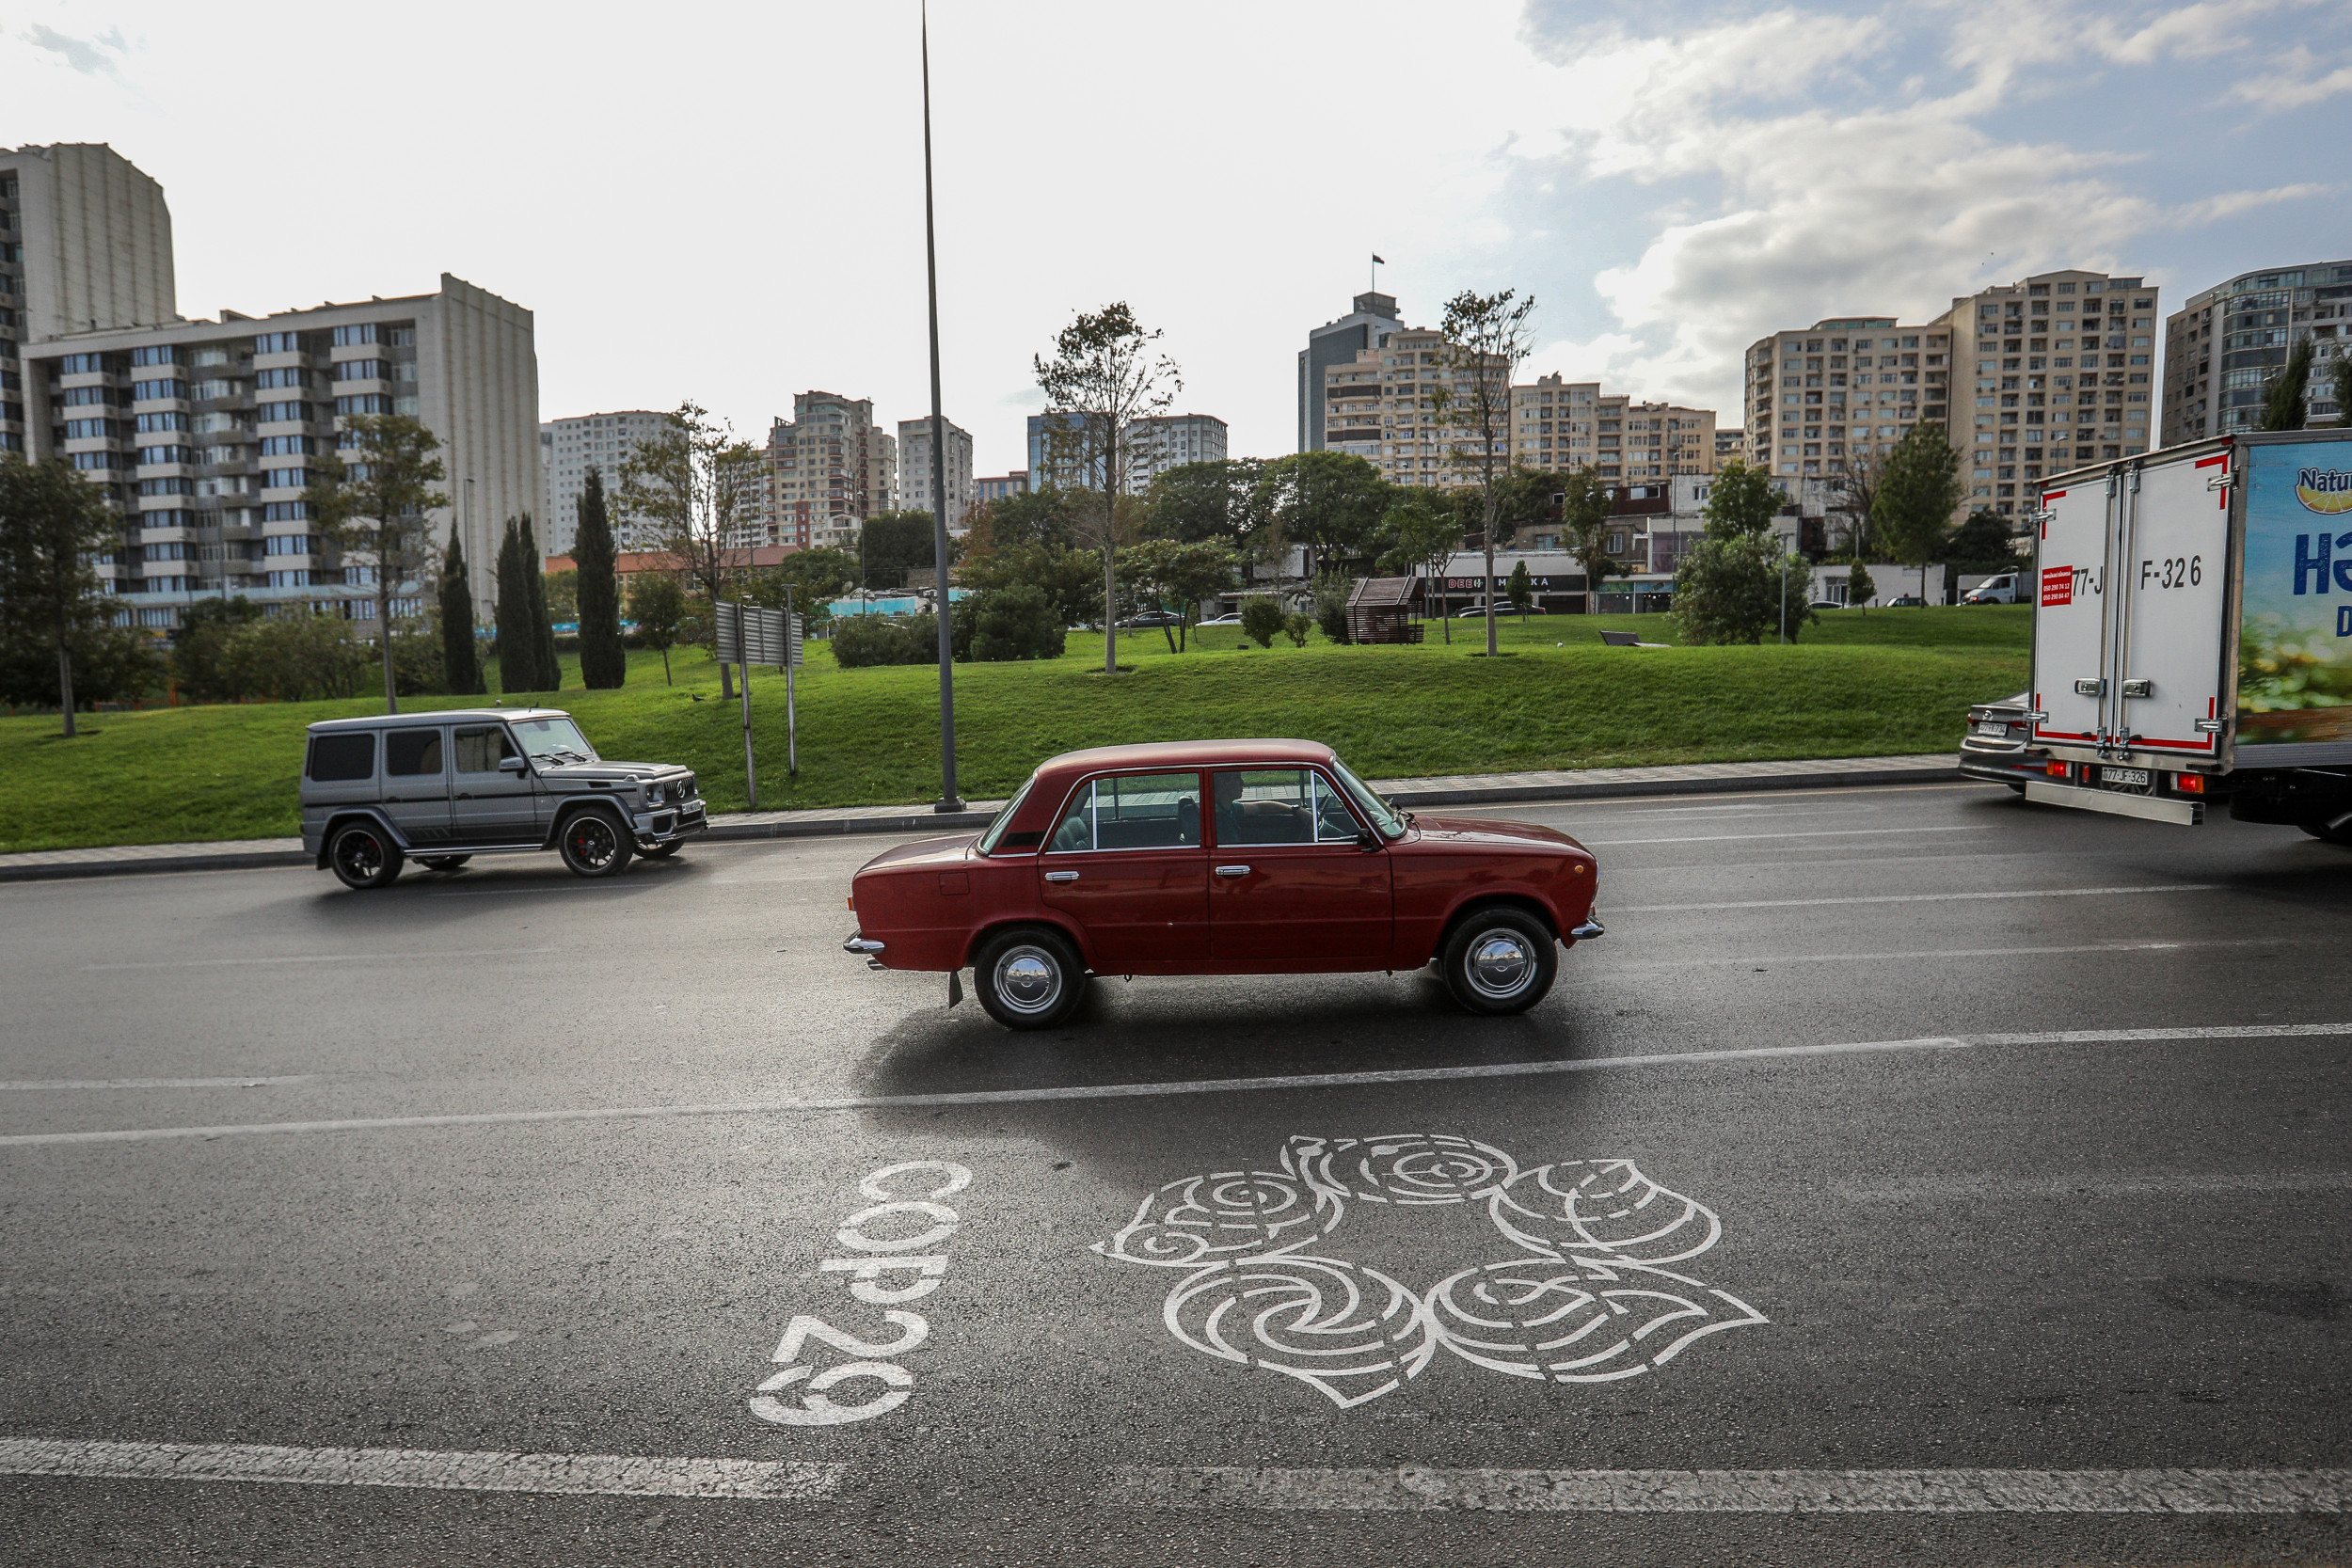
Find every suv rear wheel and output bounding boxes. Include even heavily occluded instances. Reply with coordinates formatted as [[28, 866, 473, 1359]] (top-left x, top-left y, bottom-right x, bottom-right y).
[[973, 927, 1087, 1030], [558, 809, 634, 878], [1440, 907, 1557, 1016], [328, 822, 404, 890]]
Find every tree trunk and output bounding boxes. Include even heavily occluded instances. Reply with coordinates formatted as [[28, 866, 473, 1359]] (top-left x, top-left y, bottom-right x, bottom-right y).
[[662, 648, 673, 686], [379, 573, 399, 715], [1483, 489, 1499, 657], [56, 638, 76, 738], [1103, 532, 1118, 675]]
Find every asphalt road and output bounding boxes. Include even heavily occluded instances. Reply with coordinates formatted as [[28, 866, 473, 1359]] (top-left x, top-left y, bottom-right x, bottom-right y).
[[2, 780, 2348, 1566]]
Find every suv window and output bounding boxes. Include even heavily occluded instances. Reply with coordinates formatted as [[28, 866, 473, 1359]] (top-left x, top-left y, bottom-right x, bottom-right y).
[[1211, 768, 1362, 847], [385, 728, 444, 777], [453, 725, 518, 773], [307, 733, 374, 782], [1048, 771, 1201, 852]]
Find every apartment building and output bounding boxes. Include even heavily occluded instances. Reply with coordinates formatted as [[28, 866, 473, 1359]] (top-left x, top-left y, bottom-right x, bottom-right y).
[[25, 277, 540, 630], [1298, 291, 1402, 451], [0, 143, 179, 460], [768, 390, 897, 551], [974, 470, 1028, 503], [539, 409, 667, 553], [1509, 374, 1718, 480], [897, 414, 975, 532], [1323, 324, 1514, 487], [1026, 410, 1108, 489], [1715, 428, 1744, 462], [1942, 269, 2158, 516], [1742, 316, 1952, 480], [1121, 413, 1229, 494], [2162, 260, 2352, 444]]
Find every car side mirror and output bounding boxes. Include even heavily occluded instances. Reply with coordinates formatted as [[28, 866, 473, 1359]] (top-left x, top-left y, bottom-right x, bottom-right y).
[[499, 755, 530, 774]]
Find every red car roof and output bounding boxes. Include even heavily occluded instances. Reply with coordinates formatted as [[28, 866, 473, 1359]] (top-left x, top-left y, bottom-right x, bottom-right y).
[[1035, 738, 1338, 777]]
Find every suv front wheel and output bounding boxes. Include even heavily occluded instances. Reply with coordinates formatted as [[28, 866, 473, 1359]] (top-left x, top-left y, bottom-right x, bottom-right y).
[[328, 821, 404, 891], [558, 809, 635, 878]]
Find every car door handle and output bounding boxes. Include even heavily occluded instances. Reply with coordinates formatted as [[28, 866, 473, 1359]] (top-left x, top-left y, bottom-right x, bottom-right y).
[[1215, 864, 1251, 878], [1043, 870, 1079, 882]]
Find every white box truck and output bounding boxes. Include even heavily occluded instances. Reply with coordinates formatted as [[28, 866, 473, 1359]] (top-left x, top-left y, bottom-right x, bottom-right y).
[[2026, 428, 2352, 837]]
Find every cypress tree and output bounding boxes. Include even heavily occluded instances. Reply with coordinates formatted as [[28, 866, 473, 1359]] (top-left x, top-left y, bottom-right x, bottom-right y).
[[437, 526, 485, 695], [520, 513, 561, 690], [2260, 341, 2313, 431], [574, 468, 626, 689], [495, 516, 533, 694]]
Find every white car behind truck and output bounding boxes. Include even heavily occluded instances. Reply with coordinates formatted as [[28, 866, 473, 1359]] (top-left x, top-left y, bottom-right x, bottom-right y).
[[2025, 428, 2352, 841]]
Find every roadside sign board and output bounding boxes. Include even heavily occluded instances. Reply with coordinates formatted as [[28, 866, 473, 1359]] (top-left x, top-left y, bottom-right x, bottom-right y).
[[714, 602, 801, 668]]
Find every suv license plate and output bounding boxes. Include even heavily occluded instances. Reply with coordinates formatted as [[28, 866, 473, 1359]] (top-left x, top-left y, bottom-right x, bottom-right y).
[[2103, 767, 2151, 787]]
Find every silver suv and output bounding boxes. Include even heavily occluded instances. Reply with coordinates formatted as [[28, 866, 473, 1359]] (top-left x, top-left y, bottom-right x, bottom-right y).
[[300, 708, 705, 889]]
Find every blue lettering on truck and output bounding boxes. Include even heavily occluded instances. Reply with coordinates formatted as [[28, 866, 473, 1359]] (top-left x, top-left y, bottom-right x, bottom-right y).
[[2292, 531, 2352, 594]]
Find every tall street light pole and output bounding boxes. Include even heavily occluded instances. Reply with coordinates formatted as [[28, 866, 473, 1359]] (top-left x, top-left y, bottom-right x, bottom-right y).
[[922, 0, 961, 811]]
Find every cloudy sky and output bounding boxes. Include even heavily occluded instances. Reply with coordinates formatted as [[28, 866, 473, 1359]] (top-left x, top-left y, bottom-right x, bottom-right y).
[[7, 0, 2345, 473]]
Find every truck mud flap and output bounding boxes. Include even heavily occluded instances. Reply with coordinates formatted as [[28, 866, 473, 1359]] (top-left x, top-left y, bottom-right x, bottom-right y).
[[2025, 779, 2202, 826]]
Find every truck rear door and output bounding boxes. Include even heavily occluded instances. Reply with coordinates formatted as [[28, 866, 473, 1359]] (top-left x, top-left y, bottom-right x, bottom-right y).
[[2029, 479, 2112, 752]]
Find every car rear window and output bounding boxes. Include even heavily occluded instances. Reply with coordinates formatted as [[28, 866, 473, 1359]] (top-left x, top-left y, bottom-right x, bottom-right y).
[[306, 733, 374, 783], [1048, 772, 1201, 852], [385, 728, 444, 777]]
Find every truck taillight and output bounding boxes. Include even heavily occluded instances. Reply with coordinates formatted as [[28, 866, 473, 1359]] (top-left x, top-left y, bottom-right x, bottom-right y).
[[2173, 772, 2205, 795], [2047, 761, 2072, 780]]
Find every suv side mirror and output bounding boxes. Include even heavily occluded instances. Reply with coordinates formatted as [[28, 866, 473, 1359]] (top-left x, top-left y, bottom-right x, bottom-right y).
[[499, 755, 530, 774]]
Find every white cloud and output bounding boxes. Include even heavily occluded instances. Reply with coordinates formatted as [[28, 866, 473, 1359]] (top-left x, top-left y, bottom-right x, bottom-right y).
[[2231, 43, 2352, 108], [14, 22, 126, 75]]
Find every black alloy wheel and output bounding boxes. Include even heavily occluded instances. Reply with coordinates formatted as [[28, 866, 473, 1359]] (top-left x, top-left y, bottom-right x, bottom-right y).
[[973, 927, 1087, 1030], [558, 810, 634, 878], [418, 855, 472, 872], [1440, 907, 1558, 1016], [328, 822, 404, 891]]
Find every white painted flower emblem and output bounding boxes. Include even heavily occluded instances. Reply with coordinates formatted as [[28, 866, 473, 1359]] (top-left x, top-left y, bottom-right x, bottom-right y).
[[1093, 1133, 1765, 1408]]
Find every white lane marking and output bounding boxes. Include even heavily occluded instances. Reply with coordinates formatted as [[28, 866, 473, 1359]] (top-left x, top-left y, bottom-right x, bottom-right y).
[[1604, 940, 2262, 971], [0, 1076, 315, 1092], [430, 886, 645, 897], [1582, 827, 1986, 847], [5, 1022, 2344, 1149], [0, 1437, 841, 1500], [1839, 1171, 2352, 1200], [1107, 1465, 2352, 1513], [82, 948, 559, 972], [1619, 884, 2212, 913]]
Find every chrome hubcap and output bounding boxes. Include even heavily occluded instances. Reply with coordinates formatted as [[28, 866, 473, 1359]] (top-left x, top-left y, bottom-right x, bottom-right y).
[[994, 947, 1061, 1015], [1466, 929, 1536, 999]]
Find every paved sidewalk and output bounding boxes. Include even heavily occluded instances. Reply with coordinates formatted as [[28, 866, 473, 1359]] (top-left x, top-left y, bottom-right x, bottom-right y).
[[0, 752, 1963, 882]]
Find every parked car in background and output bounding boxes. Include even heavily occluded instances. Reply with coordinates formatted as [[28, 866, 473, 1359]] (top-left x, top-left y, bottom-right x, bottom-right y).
[[1196, 612, 1244, 626], [301, 708, 704, 889], [1117, 610, 1186, 628], [1963, 573, 2024, 605], [1887, 594, 1928, 607], [1808, 599, 1846, 610], [1960, 691, 2038, 792], [843, 739, 1603, 1029]]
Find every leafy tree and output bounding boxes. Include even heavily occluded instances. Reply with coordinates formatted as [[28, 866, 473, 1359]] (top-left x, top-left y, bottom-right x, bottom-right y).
[[304, 413, 449, 713], [1142, 458, 1264, 546], [616, 400, 763, 698], [174, 595, 265, 704], [966, 486, 1082, 552], [745, 546, 860, 630], [1947, 508, 2025, 570], [1372, 495, 1463, 644], [1034, 302, 1181, 673], [857, 509, 941, 591], [959, 540, 1102, 631], [1281, 610, 1313, 647], [1506, 560, 1534, 617], [1430, 288, 1536, 655], [1312, 572, 1354, 644], [494, 517, 532, 693], [1674, 536, 1779, 645], [1703, 458, 1781, 540], [1872, 421, 1963, 603], [1846, 559, 1877, 610], [628, 572, 685, 686], [2334, 354, 2352, 432], [1248, 451, 1391, 579], [574, 467, 626, 689], [541, 568, 579, 626], [437, 527, 485, 695], [1123, 537, 1237, 651], [1240, 596, 1284, 648], [1, 622, 161, 711], [0, 457, 134, 734], [1827, 449, 1886, 557], [1554, 466, 1618, 614], [966, 584, 1066, 662], [522, 515, 561, 689], [2261, 340, 2314, 431], [222, 611, 373, 702]]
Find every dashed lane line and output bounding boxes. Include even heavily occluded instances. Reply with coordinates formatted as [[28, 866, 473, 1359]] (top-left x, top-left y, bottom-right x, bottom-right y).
[[0, 1076, 316, 1092], [1, 1022, 2344, 1149], [1839, 1170, 2352, 1200], [0, 1437, 841, 1500], [1619, 884, 2211, 913], [1581, 826, 1988, 847], [1108, 1465, 2352, 1513], [81, 948, 559, 971]]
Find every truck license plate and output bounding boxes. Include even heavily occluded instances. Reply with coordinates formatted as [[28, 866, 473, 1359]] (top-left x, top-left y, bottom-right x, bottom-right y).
[[2102, 767, 2151, 787]]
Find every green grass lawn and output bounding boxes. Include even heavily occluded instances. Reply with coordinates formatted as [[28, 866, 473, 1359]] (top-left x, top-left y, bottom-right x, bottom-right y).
[[0, 606, 2029, 853]]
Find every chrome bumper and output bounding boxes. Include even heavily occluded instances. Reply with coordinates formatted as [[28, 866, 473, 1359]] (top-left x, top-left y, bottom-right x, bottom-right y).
[[1568, 917, 1604, 941], [844, 932, 886, 969]]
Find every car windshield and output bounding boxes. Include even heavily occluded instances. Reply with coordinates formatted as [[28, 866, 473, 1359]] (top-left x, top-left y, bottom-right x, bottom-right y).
[[511, 717, 598, 767], [975, 775, 1037, 855], [1329, 756, 1406, 841]]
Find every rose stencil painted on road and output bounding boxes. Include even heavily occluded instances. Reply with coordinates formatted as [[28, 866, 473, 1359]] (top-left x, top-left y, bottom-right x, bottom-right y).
[[1095, 1133, 1764, 1408]]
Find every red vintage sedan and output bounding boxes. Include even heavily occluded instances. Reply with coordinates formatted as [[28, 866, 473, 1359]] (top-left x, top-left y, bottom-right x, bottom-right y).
[[843, 739, 1601, 1029]]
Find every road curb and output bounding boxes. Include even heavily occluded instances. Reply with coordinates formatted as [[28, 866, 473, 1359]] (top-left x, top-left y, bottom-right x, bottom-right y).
[[0, 762, 1964, 885]]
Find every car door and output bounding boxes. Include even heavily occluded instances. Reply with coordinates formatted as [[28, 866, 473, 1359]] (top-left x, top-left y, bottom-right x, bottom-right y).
[[448, 723, 540, 844], [379, 726, 453, 847], [1038, 770, 1209, 965], [1206, 767, 1391, 960]]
